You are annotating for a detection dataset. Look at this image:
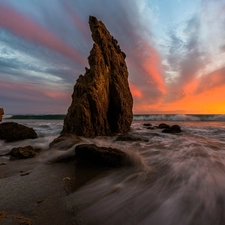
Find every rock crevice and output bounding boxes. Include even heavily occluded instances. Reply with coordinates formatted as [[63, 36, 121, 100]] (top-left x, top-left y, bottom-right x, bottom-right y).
[[61, 16, 133, 137]]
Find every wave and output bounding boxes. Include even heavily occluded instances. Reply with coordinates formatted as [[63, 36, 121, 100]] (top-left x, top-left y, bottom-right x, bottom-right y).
[[133, 114, 225, 121], [4, 114, 65, 120], [3, 114, 225, 121]]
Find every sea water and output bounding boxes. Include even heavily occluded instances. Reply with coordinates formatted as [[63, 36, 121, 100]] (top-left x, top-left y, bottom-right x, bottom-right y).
[[1, 114, 225, 225]]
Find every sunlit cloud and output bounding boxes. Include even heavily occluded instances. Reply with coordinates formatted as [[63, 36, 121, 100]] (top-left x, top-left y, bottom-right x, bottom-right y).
[[0, 0, 225, 114], [0, 4, 85, 64]]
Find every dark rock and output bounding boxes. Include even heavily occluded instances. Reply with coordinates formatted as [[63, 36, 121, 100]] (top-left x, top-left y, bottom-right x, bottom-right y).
[[162, 125, 182, 134], [147, 126, 155, 130], [0, 122, 37, 142], [157, 123, 170, 129], [61, 16, 133, 137], [75, 144, 133, 167], [115, 134, 148, 142], [10, 146, 37, 159], [143, 123, 152, 127], [49, 134, 81, 149], [0, 108, 3, 122]]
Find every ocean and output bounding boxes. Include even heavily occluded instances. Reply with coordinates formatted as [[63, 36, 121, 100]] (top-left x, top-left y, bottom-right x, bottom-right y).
[[1, 114, 225, 224]]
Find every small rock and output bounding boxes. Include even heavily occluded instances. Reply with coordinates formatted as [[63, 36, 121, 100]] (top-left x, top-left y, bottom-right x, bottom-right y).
[[0, 122, 37, 142], [75, 144, 133, 167], [10, 146, 37, 159], [157, 123, 170, 129], [143, 123, 152, 127], [162, 125, 182, 134], [115, 134, 148, 142]]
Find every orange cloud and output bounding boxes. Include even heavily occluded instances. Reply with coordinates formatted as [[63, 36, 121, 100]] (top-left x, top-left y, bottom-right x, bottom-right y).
[[160, 84, 225, 114], [140, 44, 166, 94], [0, 4, 85, 64], [130, 83, 142, 98]]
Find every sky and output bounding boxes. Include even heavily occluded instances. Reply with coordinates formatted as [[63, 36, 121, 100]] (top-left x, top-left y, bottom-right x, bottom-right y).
[[0, 0, 225, 114]]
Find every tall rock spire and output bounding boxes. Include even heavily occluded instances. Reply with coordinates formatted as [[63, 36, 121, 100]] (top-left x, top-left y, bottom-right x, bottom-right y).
[[61, 16, 133, 137]]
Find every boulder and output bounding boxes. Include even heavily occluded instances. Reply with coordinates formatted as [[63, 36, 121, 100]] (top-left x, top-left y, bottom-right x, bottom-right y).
[[157, 123, 170, 129], [0, 108, 3, 122], [10, 146, 37, 159], [61, 16, 133, 137], [162, 125, 182, 134], [49, 134, 81, 149], [75, 144, 133, 167], [115, 134, 148, 142], [0, 122, 38, 142]]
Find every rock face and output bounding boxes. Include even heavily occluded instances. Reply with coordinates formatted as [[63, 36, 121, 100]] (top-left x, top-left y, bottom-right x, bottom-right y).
[[0, 108, 4, 122], [61, 16, 133, 137], [0, 122, 38, 142], [75, 144, 133, 167]]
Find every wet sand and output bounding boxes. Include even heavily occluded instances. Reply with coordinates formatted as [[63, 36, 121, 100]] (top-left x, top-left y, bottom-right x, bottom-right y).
[[0, 151, 110, 225]]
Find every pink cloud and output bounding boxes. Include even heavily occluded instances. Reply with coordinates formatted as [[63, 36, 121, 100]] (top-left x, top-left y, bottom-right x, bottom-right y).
[[0, 4, 85, 64]]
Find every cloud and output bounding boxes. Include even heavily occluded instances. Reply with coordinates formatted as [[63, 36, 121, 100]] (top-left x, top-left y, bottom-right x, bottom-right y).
[[0, 81, 71, 114], [1, 0, 225, 114], [0, 4, 85, 64]]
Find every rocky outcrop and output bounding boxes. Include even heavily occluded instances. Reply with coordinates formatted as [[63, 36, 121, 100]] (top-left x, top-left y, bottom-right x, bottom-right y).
[[0, 122, 38, 142], [75, 144, 133, 167], [0, 108, 3, 122], [61, 16, 133, 137]]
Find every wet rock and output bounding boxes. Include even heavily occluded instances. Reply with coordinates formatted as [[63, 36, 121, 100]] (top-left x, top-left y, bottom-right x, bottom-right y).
[[115, 134, 148, 142], [75, 144, 133, 167], [61, 16, 133, 137], [0, 122, 37, 142], [10, 146, 37, 159], [157, 123, 170, 129], [49, 134, 81, 150], [162, 125, 182, 134], [143, 123, 152, 127]]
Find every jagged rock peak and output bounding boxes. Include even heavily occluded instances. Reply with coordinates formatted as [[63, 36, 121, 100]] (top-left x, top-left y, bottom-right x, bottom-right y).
[[61, 16, 133, 137]]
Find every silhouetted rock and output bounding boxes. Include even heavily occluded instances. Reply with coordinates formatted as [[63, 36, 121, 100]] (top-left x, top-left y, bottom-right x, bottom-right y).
[[143, 123, 152, 127], [49, 134, 81, 150], [0, 122, 37, 142], [162, 125, 182, 134], [61, 16, 133, 137], [75, 144, 133, 167], [157, 123, 170, 129], [10, 146, 37, 159], [115, 134, 148, 142], [0, 108, 3, 122]]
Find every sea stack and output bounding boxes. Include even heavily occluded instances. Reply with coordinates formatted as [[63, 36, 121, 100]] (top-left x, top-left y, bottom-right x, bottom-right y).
[[61, 16, 133, 137], [0, 108, 4, 122]]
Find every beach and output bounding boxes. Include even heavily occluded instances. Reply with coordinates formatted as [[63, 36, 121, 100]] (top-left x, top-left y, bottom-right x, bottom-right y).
[[1, 115, 225, 224]]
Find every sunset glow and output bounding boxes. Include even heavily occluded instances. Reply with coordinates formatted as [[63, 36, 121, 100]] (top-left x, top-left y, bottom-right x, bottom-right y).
[[0, 0, 225, 114]]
